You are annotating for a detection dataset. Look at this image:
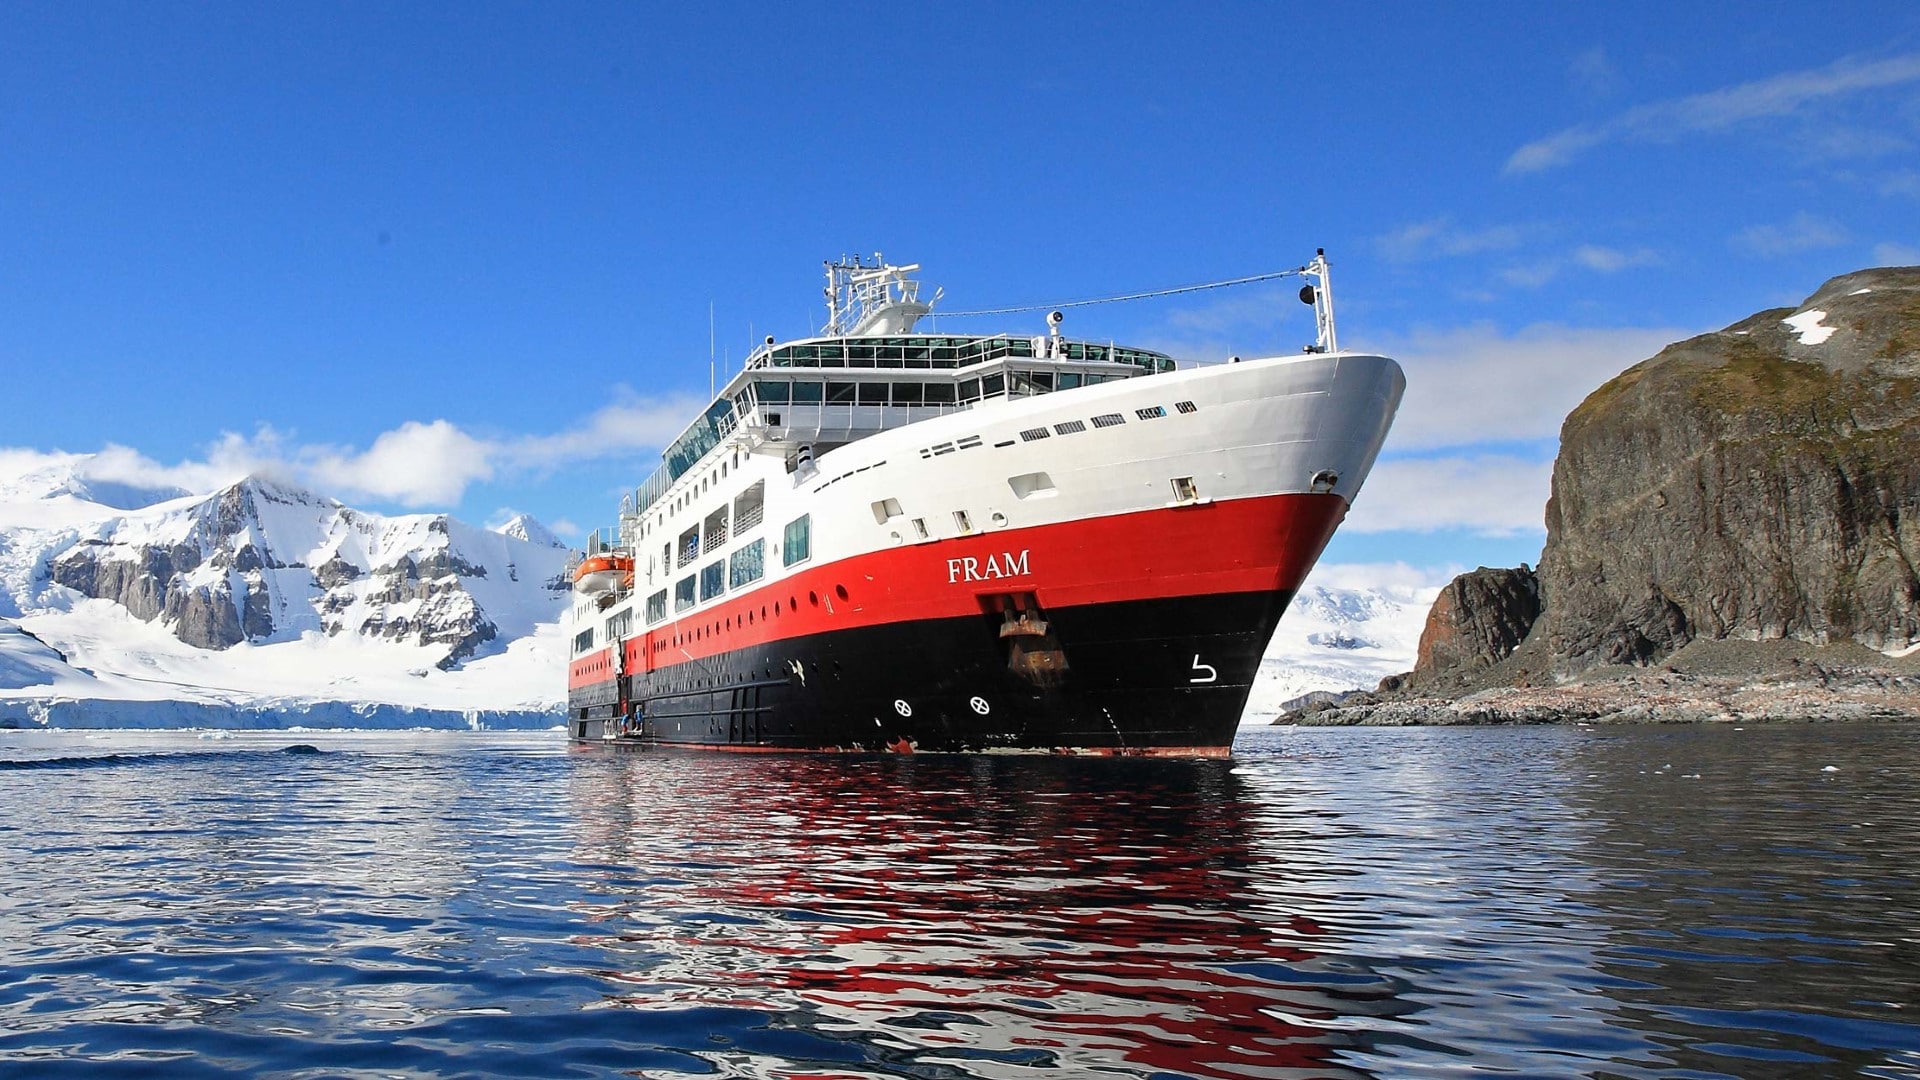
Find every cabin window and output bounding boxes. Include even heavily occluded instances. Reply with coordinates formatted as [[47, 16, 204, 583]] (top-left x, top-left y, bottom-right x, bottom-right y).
[[792, 381, 824, 404], [606, 611, 632, 641], [700, 560, 726, 601], [729, 539, 766, 588], [733, 481, 765, 533], [783, 514, 811, 566], [645, 589, 668, 625], [574, 628, 594, 654], [675, 576, 696, 612]]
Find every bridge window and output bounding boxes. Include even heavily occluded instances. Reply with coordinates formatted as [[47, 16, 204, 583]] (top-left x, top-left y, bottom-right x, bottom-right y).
[[858, 382, 889, 405], [792, 381, 824, 404], [826, 381, 856, 404], [924, 383, 956, 404], [754, 380, 790, 404]]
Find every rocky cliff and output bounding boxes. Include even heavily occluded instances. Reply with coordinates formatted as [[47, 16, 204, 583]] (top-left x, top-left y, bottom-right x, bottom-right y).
[[1538, 266, 1920, 671], [1288, 266, 1920, 724]]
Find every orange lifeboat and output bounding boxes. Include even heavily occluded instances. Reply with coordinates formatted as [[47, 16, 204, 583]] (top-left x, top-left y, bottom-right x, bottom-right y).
[[571, 552, 633, 596]]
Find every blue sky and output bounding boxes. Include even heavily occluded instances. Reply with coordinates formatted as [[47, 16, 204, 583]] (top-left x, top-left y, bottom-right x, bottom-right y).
[[3, 3, 1917, 580]]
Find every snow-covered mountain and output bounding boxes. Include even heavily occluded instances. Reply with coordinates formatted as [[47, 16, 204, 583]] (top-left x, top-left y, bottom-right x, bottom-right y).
[[0, 454, 573, 729], [1242, 567, 1445, 723], [493, 512, 568, 550]]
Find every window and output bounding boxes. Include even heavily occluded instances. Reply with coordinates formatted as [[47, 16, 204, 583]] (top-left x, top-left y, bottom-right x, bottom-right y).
[[1057, 372, 1083, 390], [574, 628, 594, 654], [703, 505, 730, 552], [958, 378, 981, 402], [911, 517, 928, 539], [701, 560, 726, 601], [606, 611, 632, 641], [826, 381, 857, 404], [982, 373, 1006, 396], [645, 590, 668, 625], [871, 497, 902, 523], [729, 539, 766, 588], [924, 383, 956, 404], [891, 382, 923, 405], [858, 382, 889, 405], [675, 576, 696, 612], [1171, 476, 1199, 503], [953, 510, 973, 533], [733, 481, 765, 533], [791, 381, 824, 404], [678, 525, 700, 568], [783, 514, 811, 566]]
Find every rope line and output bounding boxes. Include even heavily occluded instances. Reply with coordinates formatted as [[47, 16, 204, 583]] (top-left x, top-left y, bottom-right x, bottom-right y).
[[927, 266, 1310, 319]]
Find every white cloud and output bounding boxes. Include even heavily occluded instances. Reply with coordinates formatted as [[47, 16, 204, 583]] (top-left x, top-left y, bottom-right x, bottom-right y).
[[547, 518, 582, 539], [1378, 218, 1530, 263], [1304, 560, 1462, 593], [1347, 454, 1556, 536], [1569, 46, 1618, 98], [1732, 213, 1850, 257], [1355, 322, 1688, 452], [306, 420, 495, 508], [1507, 52, 1920, 174], [1875, 241, 1920, 266]]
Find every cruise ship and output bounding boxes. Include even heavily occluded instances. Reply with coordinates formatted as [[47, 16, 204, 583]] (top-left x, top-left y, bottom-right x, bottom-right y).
[[566, 253, 1403, 755]]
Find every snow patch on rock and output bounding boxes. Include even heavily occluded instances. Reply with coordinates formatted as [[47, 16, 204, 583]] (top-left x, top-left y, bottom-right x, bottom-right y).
[[1782, 309, 1836, 345]]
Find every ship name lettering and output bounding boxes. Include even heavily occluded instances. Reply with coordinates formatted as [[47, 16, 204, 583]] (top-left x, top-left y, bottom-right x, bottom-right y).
[[946, 549, 1031, 584]]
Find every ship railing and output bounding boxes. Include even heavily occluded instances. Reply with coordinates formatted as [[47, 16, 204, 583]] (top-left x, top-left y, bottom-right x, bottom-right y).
[[734, 503, 764, 532], [703, 530, 728, 554]]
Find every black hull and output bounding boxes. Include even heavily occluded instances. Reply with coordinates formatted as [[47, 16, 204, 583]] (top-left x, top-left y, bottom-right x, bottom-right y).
[[567, 589, 1292, 754]]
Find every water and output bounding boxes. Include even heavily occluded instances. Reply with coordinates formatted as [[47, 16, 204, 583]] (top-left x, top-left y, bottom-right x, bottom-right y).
[[3, 725, 1918, 1078]]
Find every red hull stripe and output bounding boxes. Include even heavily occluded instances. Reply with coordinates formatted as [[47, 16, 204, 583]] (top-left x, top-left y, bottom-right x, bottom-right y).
[[570, 492, 1345, 689]]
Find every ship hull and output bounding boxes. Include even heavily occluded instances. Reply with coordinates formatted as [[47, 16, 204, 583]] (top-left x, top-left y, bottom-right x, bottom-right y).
[[574, 588, 1300, 755], [569, 489, 1347, 754]]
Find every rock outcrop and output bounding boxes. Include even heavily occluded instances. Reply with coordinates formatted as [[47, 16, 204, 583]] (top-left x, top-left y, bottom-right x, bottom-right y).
[[1286, 265, 1920, 724], [1538, 266, 1920, 672], [1406, 566, 1540, 688]]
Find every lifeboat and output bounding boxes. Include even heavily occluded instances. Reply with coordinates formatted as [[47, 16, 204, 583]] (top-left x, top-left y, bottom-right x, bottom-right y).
[[571, 552, 633, 596]]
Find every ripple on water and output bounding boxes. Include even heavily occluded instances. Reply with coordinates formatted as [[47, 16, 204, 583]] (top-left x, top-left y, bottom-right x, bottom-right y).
[[0, 725, 1918, 1077]]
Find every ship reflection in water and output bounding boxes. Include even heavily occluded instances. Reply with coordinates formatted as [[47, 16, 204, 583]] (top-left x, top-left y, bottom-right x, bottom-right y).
[[564, 752, 1402, 1078]]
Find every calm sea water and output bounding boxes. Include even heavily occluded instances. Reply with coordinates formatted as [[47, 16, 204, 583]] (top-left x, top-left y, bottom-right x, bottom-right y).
[[2, 724, 1918, 1079]]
